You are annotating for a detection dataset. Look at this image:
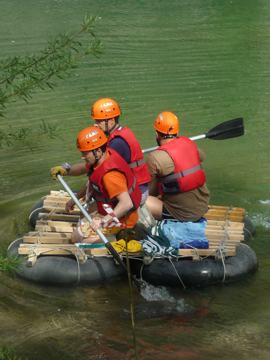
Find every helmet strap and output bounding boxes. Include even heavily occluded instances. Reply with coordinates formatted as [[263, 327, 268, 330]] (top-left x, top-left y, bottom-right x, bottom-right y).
[[106, 118, 120, 135], [92, 149, 100, 166], [104, 121, 110, 136], [156, 133, 177, 146], [163, 134, 177, 139]]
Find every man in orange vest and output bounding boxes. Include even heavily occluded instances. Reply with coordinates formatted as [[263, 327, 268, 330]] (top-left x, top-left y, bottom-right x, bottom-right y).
[[146, 111, 210, 222], [50, 98, 150, 208], [72, 126, 141, 232]]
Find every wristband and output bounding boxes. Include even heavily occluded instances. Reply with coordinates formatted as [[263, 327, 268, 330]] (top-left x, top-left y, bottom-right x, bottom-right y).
[[61, 162, 72, 174], [102, 204, 120, 225]]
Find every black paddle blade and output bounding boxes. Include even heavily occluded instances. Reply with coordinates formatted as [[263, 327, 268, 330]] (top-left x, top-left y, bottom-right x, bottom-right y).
[[106, 242, 127, 271], [206, 118, 244, 140], [106, 242, 143, 288]]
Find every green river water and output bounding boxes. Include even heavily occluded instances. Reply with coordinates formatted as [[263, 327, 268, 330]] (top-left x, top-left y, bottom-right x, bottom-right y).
[[0, 0, 270, 359]]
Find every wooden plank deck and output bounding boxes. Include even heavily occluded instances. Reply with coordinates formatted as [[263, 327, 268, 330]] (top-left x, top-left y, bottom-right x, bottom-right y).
[[21, 191, 246, 264]]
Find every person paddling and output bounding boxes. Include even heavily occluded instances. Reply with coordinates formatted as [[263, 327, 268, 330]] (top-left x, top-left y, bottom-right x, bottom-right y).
[[70, 126, 141, 242], [50, 98, 150, 208], [145, 111, 210, 222]]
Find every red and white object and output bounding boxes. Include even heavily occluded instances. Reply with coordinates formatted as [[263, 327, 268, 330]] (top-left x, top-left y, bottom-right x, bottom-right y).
[[102, 204, 121, 228]]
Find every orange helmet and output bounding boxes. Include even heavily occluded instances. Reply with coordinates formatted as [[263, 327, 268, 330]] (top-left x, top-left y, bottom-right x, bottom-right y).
[[76, 126, 107, 151], [154, 111, 179, 135], [91, 98, 121, 120]]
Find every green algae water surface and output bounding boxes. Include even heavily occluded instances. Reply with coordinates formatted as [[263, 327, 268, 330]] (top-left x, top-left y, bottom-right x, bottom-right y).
[[0, 0, 269, 359]]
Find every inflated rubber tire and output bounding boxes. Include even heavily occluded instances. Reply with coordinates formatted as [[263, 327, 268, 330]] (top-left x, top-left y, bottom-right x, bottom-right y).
[[28, 198, 45, 228], [244, 215, 256, 240], [8, 239, 125, 286], [129, 243, 258, 288]]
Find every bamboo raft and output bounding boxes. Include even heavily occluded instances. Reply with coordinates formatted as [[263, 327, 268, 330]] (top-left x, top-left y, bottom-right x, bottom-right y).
[[20, 191, 247, 266]]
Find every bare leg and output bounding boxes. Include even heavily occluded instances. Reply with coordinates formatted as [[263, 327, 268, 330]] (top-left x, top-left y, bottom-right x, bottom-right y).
[[71, 228, 83, 244], [145, 196, 163, 220], [87, 200, 97, 214]]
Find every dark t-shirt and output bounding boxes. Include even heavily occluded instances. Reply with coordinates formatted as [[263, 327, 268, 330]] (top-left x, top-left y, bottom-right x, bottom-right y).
[[108, 136, 131, 163], [108, 136, 149, 195]]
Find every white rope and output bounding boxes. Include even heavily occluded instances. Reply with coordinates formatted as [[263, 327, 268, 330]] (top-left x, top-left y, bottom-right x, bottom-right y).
[[213, 210, 230, 282], [28, 207, 43, 222], [37, 246, 82, 284], [139, 263, 145, 282], [244, 227, 253, 240], [73, 253, 81, 284], [7, 237, 23, 251], [168, 257, 186, 289], [216, 246, 227, 282], [25, 245, 82, 284]]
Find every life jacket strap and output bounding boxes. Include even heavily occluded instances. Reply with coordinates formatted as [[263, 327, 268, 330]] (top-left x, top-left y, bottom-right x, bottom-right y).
[[129, 158, 145, 169], [128, 178, 137, 194], [159, 164, 202, 184]]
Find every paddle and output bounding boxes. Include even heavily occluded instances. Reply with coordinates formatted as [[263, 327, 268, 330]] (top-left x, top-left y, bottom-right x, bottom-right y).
[[57, 174, 127, 272], [143, 117, 244, 154]]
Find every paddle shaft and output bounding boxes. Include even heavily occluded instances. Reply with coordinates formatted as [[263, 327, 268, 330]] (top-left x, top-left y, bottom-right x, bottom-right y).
[[143, 134, 206, 154], [57, 175, 127, 271], [143, 118, 243, 154]]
